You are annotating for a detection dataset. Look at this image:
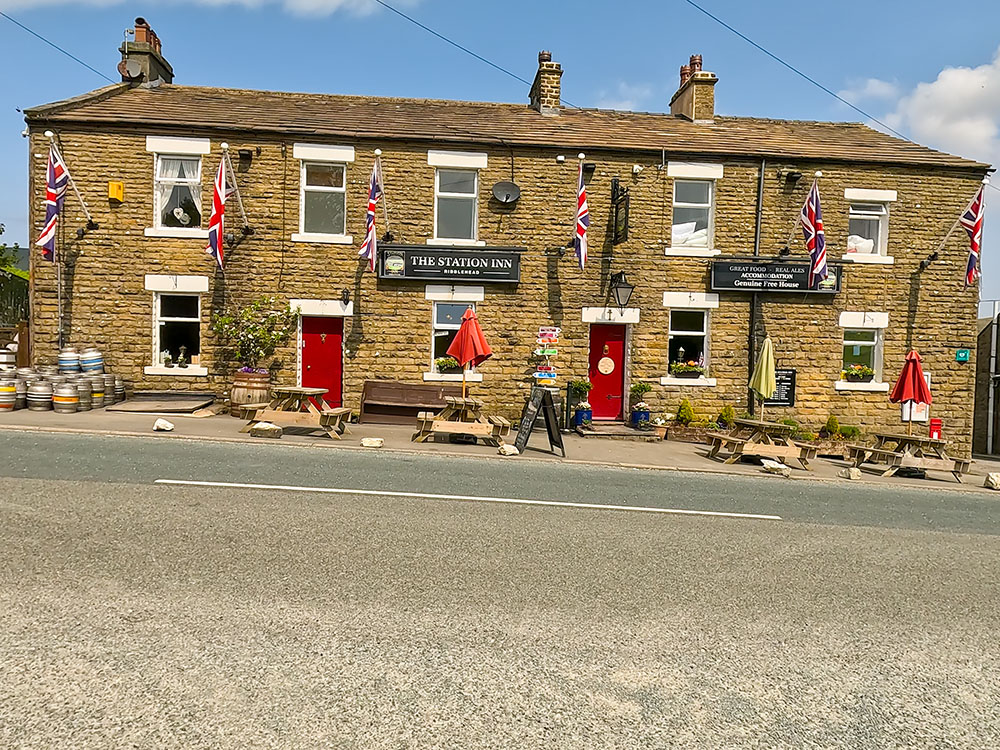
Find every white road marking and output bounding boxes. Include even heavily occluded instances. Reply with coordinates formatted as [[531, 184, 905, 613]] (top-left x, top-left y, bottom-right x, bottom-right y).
[[154, 479, 782, 521]]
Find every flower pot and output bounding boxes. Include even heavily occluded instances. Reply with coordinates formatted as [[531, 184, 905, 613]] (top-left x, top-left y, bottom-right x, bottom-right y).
[[846, 374, 874, 383], [630, 409, 650, 427], [573, 409, 593, 427], [231, 370, 271, 415], [440, 368, 464, 376], [673, 370, 703, 379], [652, 425, 668, 440]]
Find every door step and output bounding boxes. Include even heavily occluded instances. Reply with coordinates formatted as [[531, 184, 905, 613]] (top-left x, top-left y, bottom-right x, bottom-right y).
[[575, 422, 661, 442]]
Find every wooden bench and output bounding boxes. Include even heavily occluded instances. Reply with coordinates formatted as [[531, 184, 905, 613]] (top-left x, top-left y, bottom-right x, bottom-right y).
[[488, 415, 512, 438], [318, 407, 353, 440], [237, 402, 272, 420], [708, 432, 816, 470], [360, 380, 463, 425], [847, 444, 904, 469]]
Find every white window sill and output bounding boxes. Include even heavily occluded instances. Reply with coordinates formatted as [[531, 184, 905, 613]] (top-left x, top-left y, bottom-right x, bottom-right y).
[[423, 371, 483, 382], [664, 246, 721, 257], [144, 365, 208, 377], [291, 232, 353, 245], [842, 254, 894, 265], [144, 227, 210, 239], [660, 376, 717, 387], [426, 238, 486, 247], [834, 380, 889, 392]]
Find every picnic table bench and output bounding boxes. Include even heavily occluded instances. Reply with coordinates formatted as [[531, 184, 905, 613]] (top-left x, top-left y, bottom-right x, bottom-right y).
[[707, 418, 816, 471], [849, 432, 971, 482], [239, 386, 351, 440], [412, 397, 510, 446]]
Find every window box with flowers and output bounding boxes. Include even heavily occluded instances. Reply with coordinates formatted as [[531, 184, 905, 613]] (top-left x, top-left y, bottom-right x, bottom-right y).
[[669, 362, 707, 379], [573, 401, 593, 427], [843, 363, 875, 382], [434, 356, 463, 375]]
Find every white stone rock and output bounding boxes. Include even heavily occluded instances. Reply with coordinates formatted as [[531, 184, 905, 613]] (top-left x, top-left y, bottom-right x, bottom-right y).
[[361, 437, 384, 448], [249, 421, 282, 439], [761, 459, 791, 478], [498, 444, 519, 456], [152, 418, 174, 432], [984, 472, 1000, 490], [839, 467, 862, 480]]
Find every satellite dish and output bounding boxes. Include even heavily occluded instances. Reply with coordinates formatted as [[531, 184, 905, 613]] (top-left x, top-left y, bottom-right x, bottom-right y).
[[492, 181, 521, 205], [125, 59, 143, 79]]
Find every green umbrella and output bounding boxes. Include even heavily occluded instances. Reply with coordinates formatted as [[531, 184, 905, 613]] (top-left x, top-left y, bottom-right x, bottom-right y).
[[749, 336, 776, 421]]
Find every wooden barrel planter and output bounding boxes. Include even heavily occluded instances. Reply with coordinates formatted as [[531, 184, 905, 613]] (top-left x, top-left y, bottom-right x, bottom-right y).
[[230, 371, 271, 416]]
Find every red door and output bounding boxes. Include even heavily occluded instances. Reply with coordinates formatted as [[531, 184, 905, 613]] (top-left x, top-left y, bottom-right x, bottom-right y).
[[301, 316, 343, 408], [588, 324, 626, 420]]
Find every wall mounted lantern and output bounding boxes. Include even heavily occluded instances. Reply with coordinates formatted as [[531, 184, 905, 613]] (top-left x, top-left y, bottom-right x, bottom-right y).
[[609, 271, 635, 312]]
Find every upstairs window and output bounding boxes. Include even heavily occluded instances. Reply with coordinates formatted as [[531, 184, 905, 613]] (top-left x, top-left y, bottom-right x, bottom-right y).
[[300, 162, 347, 236], [847, 203, 888, 256], [435, 169, 478, 241], [154, 155, 202, 229], [671, 180, 713, 248]]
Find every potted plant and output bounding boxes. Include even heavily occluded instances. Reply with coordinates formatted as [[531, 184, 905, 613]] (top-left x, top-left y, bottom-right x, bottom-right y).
[[844, 364, 875, 382], [573, 400, 593, 427], [213, 296, 299, 413], [669, 361, 706, 379], [651, 415, 668, 440], [434, 356, 463, 375], [630, 400, 651, 428]]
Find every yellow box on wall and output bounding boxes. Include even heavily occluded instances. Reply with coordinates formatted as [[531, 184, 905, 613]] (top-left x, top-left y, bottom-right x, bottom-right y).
[[108, 181, 124, 202]]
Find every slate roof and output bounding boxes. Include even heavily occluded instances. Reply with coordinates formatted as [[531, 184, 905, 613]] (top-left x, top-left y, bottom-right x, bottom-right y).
[[25, 83, 989, 170]]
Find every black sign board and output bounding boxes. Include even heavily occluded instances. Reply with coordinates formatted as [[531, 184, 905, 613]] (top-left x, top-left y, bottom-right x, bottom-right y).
[[378, 244, 522, 283], [711, 261, 840, 293], [514, 387, 566, 457], [611, 177, 629, 245], [764, 368, 796, 407]]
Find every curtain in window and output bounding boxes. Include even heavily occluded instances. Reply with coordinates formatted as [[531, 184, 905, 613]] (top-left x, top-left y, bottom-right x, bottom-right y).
[[157, 157, 202, 228]]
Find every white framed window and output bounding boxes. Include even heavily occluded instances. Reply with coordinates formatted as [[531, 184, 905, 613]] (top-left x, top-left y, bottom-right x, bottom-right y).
[[835, 312, 889, 392], [671, 179, 713, 248], [144, 292, 207, 376], [847, 203, 889, 256], [300, 161, 347, 237], [842, 328, 881, 377], [154, 154, 202, 230], [434, 169, 478, 241], [668, 309, 709, 371]]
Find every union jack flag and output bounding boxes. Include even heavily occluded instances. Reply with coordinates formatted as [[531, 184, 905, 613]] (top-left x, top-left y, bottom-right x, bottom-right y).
[[960, 184, 985, 287], [573, 160, 589, 270], [205, 157, 226, 270], [801, 179, 827, 289], [35, 146, 69, 261], [358, 158, 383, 273]]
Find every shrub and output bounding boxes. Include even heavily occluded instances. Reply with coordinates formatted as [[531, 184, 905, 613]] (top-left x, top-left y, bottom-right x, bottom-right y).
[[718, 405, 736, 428], [780, 418, 799, 429], [797, 431, 818, 441], [568, 379, 593, 398], [676, 398, 695, 426], [706, 421, 720, 430], [629, 382, 653, 401], [689, 418, 709, 428], [212, 296, 299, 370], [822, 415, 840, 437], [839, 425, 861, 439]]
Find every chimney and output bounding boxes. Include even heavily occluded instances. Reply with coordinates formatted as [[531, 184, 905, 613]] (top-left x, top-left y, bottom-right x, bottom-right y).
[[529, 50, 563, 115], [669, 54, 717, 122], [118, 17, 174, 85]]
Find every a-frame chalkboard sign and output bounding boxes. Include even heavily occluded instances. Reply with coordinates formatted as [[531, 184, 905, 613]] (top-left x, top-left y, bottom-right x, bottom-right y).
[[513, 386, 566, 457]]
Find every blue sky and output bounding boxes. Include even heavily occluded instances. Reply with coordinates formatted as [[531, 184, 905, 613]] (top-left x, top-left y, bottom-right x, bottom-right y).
[[3, 0, 1000, 299]]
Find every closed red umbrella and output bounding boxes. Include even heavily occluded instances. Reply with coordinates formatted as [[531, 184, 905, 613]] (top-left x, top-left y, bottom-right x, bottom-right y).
[[889, 350, 931, 434], [446, 307, 492, 397]]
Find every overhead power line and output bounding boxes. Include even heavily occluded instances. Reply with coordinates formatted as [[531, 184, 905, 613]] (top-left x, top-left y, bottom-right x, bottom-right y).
[[0, 11, 115, 84], [372, 0, 578, 108]]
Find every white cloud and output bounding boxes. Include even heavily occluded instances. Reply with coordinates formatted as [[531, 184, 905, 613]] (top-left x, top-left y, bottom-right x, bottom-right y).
[[595, 82, 654, 112], [0, 0, 390, 15], [837, 77, 900, 103]]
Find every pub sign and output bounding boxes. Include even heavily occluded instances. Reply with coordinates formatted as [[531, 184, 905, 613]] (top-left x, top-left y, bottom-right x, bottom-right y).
[[711, 261, 841, 293], [378, 244, 522, 283]]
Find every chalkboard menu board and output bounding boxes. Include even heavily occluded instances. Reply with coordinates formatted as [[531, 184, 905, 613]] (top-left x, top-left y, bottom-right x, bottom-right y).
[[514, 387, 566, 457], [764, 368, 796, 407]]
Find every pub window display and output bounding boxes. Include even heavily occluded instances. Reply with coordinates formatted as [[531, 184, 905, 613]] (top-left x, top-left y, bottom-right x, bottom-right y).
[[155, 293, 201, 365], [842, 328, 882, 379], [300, 162, 347, 235], [435, 168, 478, 241], [671, 179, 713, 248], [668, 310, 708, 374], [847, 203, 888, 256], [154, 155, 202, 229], [432, 302, 474, 371]]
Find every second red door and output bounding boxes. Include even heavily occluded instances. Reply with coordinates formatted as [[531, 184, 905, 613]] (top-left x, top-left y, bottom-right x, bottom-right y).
[[588, 324, 626, 420], [301, 316, 343, 408]]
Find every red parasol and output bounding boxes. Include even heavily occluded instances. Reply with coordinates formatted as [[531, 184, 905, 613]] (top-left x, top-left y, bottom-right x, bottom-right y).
[[446, 307, 492, 396], [889, 350, 931, 434]]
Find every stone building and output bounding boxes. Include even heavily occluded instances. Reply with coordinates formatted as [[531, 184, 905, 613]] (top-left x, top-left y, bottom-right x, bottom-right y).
[[24, 19, 989, 453]]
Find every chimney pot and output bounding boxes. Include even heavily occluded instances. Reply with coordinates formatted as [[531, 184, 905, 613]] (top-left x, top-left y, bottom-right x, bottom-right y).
[[120, 16, 173, 84], [670, 55, 716, 121], [690, 54, 703, 72], [680, 64, 691, 86], [538, 50, 552, 63]]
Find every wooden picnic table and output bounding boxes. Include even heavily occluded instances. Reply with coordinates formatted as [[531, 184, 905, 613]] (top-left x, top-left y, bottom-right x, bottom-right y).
[[411, 395, 511, 446], [848, 431, 971, 482], [707, 417, 816, 471], [239, 385, 353, 440]]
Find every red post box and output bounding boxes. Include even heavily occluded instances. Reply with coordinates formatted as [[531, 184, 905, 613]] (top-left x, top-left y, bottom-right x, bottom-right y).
[[929, 418, 943, 440]]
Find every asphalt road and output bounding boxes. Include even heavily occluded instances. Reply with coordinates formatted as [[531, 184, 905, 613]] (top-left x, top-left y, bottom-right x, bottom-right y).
[[1, 431, 999, 748]]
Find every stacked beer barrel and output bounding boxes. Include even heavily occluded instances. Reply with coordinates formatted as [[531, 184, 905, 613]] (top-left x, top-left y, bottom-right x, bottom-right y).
[[0, 347, 128, 415]]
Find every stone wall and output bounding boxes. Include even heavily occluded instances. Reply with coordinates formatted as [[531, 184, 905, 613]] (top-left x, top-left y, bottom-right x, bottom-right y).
[[27, 126, 985, 454]]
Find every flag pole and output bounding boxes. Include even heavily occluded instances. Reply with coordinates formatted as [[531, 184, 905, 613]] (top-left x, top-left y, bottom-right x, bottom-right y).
[[782, 171, 822, 250], [374, 150, 390, 233], [936, 178, 988, 255]]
